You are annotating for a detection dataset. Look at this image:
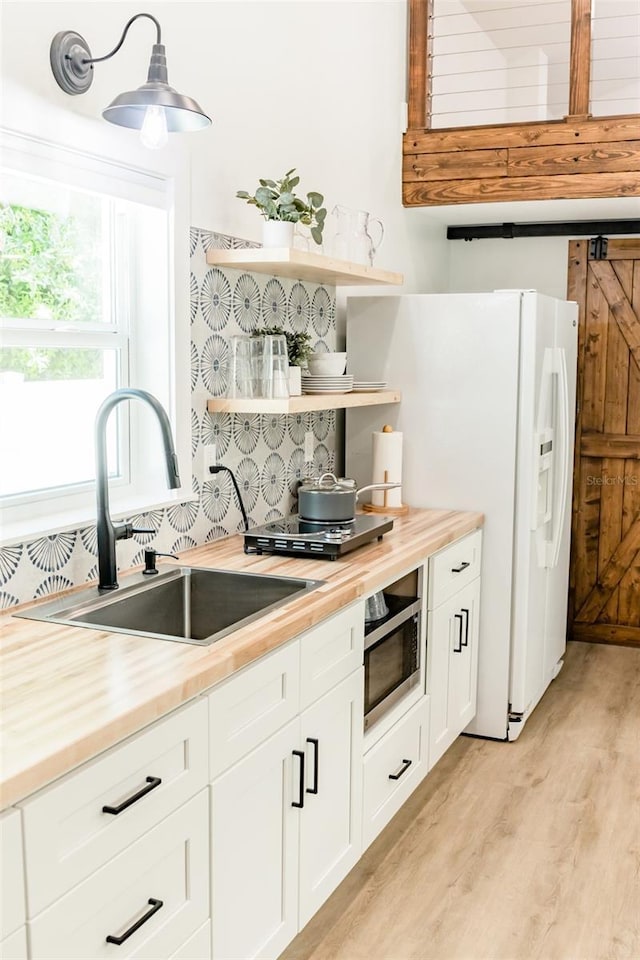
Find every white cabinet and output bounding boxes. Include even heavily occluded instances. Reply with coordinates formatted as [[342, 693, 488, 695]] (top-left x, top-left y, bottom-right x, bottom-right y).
[[209, 604, 365, 960], [20, 699, 209, 917], [0, 926, 28, 960], [428, 529, 482, 608], [362, 696, 429, 850], [211, 670, 363, 960], [210, 719, 300, 960], [298, 670, 363, 926], [447, 579, 480, 735], [17, 699, 210, 960], [28, 790, 209, 960], [169, 922, 211, 960], [1, 807, 26, 960], [428, 533, 482, 769], [299, 603, 363, 710], [208, 641, 300, 779], [1, 808, 25, 939]]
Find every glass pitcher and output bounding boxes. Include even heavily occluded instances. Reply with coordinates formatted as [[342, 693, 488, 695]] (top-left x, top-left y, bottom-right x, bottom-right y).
[[330, 205, 384, 266]]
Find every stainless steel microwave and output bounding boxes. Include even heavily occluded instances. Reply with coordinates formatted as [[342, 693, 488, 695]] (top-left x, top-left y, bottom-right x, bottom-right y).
[[364, 586, 423, 731]]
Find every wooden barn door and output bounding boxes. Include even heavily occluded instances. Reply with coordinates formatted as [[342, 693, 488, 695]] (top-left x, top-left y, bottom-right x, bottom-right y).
[[568, 239, 640, 647]]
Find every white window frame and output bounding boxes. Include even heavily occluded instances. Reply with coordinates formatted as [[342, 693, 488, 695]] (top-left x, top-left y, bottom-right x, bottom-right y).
[[0, 129, 192, 545]]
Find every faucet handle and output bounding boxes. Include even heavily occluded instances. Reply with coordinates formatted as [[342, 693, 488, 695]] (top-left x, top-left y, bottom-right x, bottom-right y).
[[114, 523, 156, 541]]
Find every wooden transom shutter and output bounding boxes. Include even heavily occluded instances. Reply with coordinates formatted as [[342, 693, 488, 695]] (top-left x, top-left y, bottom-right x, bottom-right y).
[[568, 238, 640, 646]]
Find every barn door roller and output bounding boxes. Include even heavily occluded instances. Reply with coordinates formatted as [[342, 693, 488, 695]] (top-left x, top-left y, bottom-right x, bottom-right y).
[[589, 236, 608, 260]]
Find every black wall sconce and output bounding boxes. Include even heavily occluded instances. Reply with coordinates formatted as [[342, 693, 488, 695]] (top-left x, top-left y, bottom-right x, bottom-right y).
[[50, 12, 211, 149]]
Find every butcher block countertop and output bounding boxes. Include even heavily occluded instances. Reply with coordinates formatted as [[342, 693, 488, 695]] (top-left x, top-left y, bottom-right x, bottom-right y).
[[0, 507, 482, 810]]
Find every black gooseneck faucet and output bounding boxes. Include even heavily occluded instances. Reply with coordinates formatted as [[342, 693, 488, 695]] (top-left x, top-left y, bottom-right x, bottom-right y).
[[95, 388, 181, 591]]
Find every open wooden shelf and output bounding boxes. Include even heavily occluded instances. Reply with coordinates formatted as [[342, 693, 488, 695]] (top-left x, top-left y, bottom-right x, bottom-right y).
[[207, 390, 401, 415], [205, 247, 404, 286]]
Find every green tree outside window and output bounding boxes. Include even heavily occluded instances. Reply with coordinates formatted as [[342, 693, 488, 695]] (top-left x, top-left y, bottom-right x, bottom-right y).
[[0, 201, 105, 380]]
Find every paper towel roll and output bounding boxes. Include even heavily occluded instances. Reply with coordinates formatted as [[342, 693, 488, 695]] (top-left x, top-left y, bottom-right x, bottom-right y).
[[371, 427, 403, 507]]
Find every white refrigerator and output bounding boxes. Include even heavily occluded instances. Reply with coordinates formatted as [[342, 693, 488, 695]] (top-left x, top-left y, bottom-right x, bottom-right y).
[[346, 291, 578, 741]]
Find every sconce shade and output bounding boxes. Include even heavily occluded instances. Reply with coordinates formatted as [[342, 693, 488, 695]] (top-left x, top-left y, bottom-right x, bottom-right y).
[[103, 82, 211, 132], [49, 18, 211, 140]]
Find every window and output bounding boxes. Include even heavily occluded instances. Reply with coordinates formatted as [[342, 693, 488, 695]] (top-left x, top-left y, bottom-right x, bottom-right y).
[[0, 131, 190, 542], [428, 0, 573, 128]]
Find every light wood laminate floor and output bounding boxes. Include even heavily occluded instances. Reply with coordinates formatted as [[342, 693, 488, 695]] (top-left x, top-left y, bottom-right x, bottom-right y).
[[282, 641, 640, 960]]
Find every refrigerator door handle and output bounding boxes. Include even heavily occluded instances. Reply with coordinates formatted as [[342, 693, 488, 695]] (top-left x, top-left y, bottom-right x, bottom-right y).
[[548, 346, 570, 569]]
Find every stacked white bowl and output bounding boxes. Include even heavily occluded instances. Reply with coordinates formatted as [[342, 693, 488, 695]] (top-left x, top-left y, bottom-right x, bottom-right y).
[[306, 352, 347, 376], [302, 353, 352, 393]]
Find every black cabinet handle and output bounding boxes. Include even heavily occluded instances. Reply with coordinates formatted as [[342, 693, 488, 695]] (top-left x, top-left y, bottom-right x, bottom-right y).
[[388, 759, 412, 781], [451, 561, 470, 573], [306, 738, 319, 795], [292, 750, 305, 808], [106, 898, 163, 945], [102, 776, 162, 816], [453, 614, 463, 653], [461, 607, 470, 647]]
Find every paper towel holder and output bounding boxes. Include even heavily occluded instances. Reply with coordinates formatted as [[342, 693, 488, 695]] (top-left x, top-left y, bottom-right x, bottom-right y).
[[362, 425, 410, 517], [361, 473, 410, 516]]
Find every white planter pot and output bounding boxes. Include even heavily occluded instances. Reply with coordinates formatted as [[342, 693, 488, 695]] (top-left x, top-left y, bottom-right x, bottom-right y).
[[288, 365, 302, 396], [263, 220, 294, 248]]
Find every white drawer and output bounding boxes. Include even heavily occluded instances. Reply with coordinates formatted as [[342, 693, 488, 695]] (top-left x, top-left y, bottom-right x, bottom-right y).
[[363, 697, 429, 850], [169, 920, 211, 960], [28, 790, 209, 960], [209, 639, 299, 779], [20, 697, 208, 917], [0, 809, 25, 939], [428, 529, 482, 609], [299, 601, 364, 710], [0, 926, 28, 960]]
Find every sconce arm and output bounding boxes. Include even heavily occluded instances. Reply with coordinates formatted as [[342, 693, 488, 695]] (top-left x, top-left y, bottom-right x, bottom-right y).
[[82, 13, 162, 65]]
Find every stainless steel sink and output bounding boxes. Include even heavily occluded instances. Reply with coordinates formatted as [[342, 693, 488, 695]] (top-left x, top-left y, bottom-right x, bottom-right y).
[[16, 566, 324, 645]]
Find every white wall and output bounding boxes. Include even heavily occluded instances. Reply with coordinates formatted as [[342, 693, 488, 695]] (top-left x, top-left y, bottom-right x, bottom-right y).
[[0, 0, 449, 302], [448, 237, 571, 298]]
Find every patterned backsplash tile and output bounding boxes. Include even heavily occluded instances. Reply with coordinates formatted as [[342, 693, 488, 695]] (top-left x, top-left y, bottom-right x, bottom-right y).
[[1, 229, 337, 607]]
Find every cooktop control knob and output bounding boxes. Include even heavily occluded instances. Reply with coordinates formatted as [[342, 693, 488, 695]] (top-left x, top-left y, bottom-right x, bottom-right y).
[[325, 527, 349, 542]]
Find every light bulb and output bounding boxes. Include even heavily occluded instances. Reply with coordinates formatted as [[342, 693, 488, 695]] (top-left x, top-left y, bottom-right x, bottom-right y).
[[140, 105, 168, 150]]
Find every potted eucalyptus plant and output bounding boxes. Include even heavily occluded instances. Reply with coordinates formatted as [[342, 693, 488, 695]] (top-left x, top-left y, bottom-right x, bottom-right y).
[[237, 169, 327, 248], [252, 326, 313, 396]]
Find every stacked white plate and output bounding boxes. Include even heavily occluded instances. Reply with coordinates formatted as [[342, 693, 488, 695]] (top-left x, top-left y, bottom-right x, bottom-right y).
[[351, 381, 387, 392], [301, 374, 354, 394]]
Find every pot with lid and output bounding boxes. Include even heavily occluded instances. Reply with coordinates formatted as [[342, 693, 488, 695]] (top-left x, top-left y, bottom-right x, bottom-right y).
[[297, 472, 400, 523]]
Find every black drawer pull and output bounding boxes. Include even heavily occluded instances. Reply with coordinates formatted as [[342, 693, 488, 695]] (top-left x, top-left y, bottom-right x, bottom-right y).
[[102, 776, 162, 816], [461, 607, 470, 647], [453, 613, 464, 653], [106, 898, 163, 945], [292, 750, 305, 808], [451, 561, 470, 573], [306, 738, 319, 795], [388, 759, 412, 781]]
